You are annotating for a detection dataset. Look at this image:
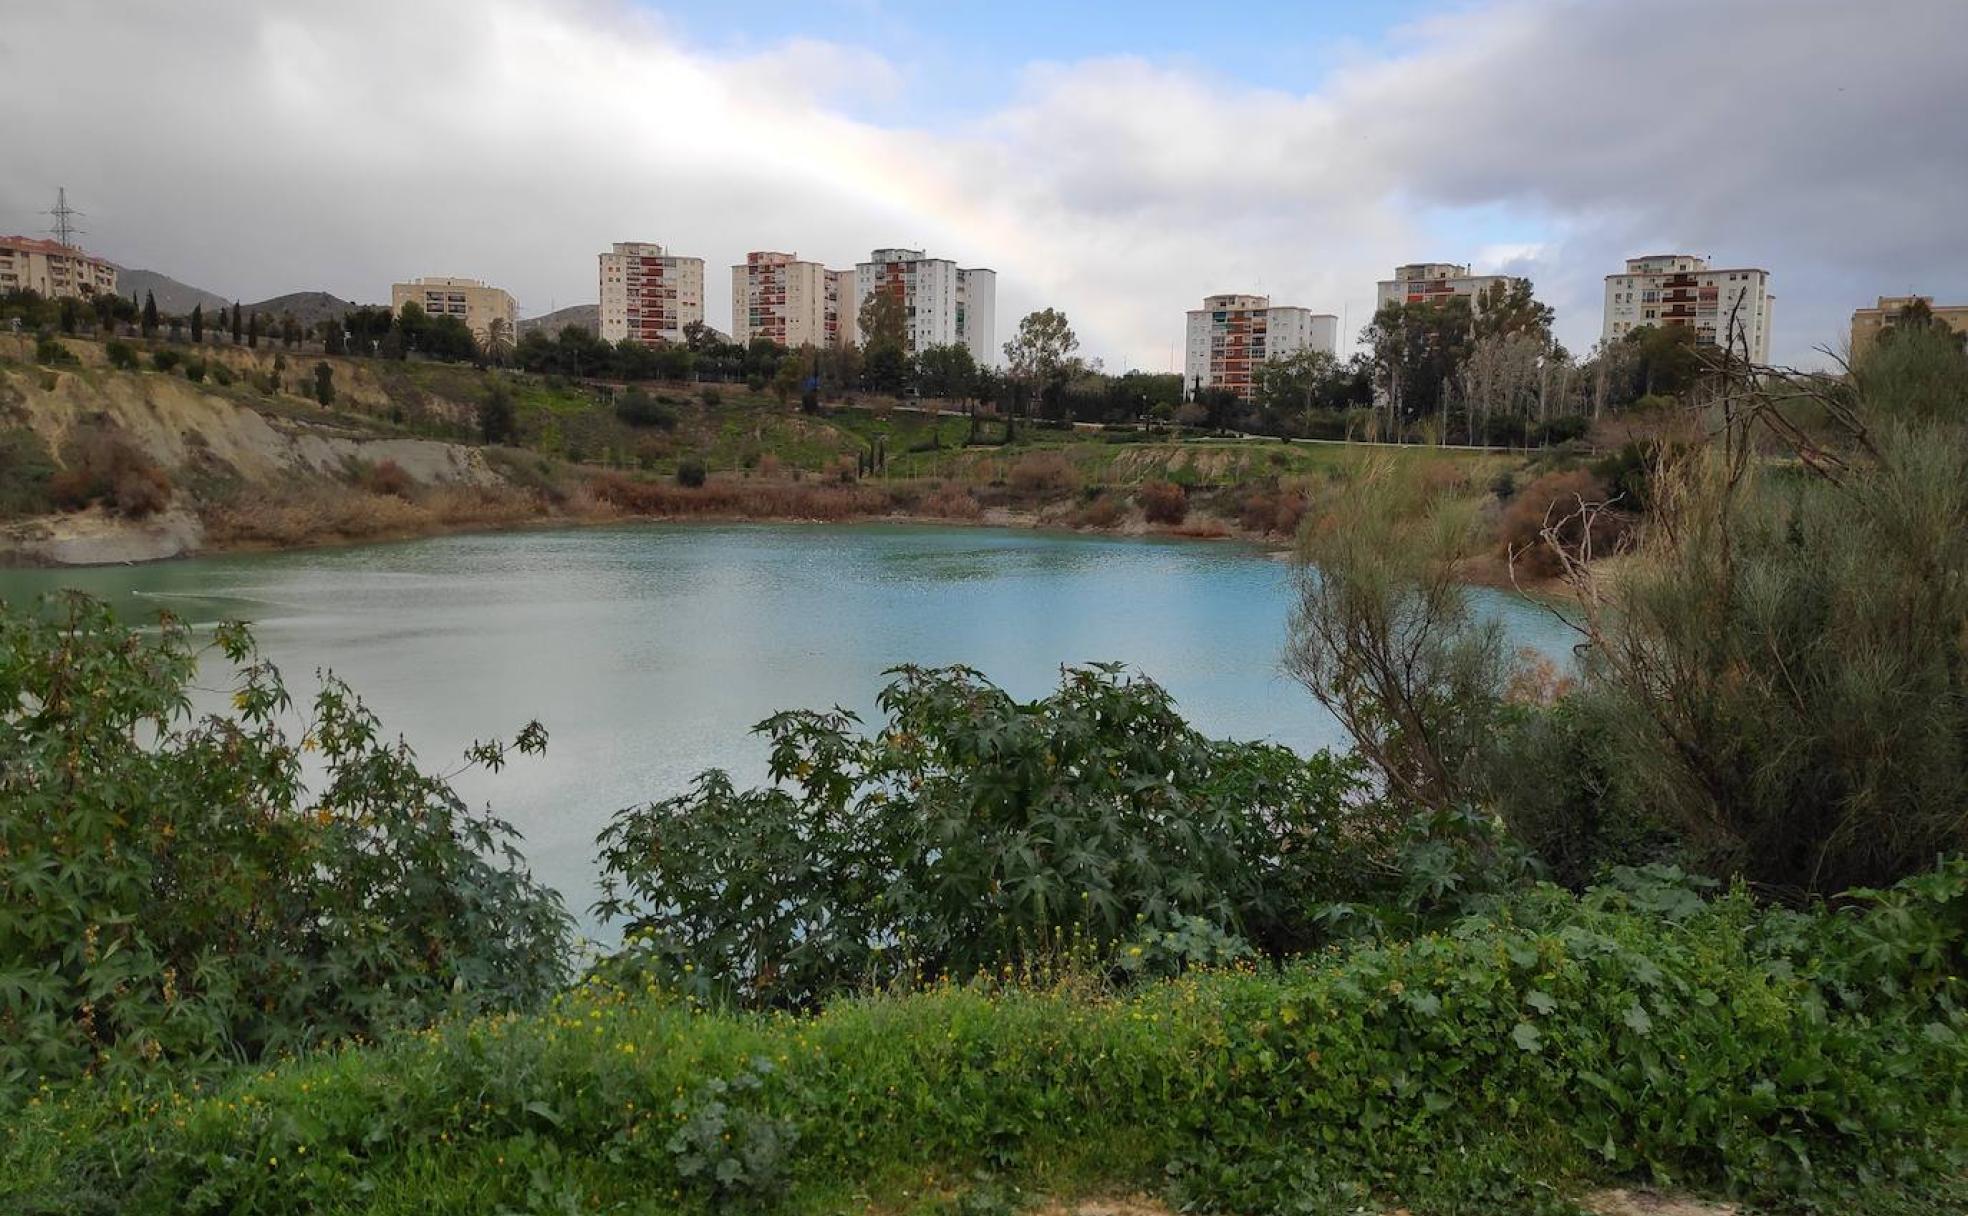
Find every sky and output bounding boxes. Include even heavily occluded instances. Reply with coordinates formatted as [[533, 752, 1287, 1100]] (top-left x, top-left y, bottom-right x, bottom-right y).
[[2, 0, 1965, 369]]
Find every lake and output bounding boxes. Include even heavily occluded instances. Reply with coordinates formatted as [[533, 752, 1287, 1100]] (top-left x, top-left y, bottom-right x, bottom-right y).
[[0, 522, 1575, 936]]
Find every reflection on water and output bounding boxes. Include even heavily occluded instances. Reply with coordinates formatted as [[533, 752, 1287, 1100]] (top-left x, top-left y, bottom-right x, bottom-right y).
[[0, 522, 1573, 936]]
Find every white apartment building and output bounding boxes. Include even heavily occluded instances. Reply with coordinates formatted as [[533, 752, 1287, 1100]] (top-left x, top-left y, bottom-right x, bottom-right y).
[[1375, 262, 1521, 313], [389, 276, 517, 346], [1183, 294, 1339, 400], [0, 235, 117, 300], [1603, 254, 1772, 362], [730, 251, 860, 348], [851, 248, 997, 366], [826, 269, 858, 348], [599, 242, 705, 345]]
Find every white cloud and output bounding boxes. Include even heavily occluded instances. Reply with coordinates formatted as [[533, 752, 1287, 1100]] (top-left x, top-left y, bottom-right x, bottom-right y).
[[2, 0, 1962, 367]]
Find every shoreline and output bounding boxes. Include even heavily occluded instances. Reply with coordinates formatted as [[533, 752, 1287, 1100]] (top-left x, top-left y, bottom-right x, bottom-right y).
[[0, 497, 1288, 570]]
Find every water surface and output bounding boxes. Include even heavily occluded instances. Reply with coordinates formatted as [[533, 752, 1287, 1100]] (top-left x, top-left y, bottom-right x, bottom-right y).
[[0, 523, 1573, 933]]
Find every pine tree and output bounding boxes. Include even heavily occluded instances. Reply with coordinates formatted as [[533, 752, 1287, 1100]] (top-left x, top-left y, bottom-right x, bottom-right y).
[[140, 291, 159, 338], [247, 312, 261, 349], [231, 302, 243, 343], [190, 304, 204, 343]]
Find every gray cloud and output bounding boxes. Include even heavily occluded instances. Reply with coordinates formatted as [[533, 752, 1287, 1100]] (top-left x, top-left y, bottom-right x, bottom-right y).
[[1, 0, 1961, 366]]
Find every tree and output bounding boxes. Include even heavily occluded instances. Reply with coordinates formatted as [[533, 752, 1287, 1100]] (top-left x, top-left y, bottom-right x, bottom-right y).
[[247, 312, 261, 349], [769, 352, 804, 407], [915, 343, 979, 402], [1003, 308, 1080, 421], [1364, 296, 1475, 430], [856, 288, 907, 353], [1472, 278, 1556, 345], [312, 362, 335, 406], [189, 303, 204, 343], [230, 301, 243, 344], [682, 320, 721, 355], [484, 316, 514, 365], [140, 290, 158, 338], [280, 313, 303, 349], [478, 381, 518, 444], [317, 317, 347, 355]]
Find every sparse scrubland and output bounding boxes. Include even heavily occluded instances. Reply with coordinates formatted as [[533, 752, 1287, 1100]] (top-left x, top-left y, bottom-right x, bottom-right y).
[[6, 324, 1968, 1214]]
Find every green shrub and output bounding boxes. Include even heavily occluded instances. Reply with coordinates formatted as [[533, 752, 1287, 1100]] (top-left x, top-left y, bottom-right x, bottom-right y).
[[207, 360, 234, 386], [150, 348, 182, 373], [596, 664, 1377, 1007], [614, 387, 678, 429], [0, 426, 57, 517], [182, 356, 206, 383], [0, 598, 572, 1104], [675, 456, 707, 487], [32, 337, 75, 367], [104, 339, 140, 370], [13, 863, 1968, 1214]]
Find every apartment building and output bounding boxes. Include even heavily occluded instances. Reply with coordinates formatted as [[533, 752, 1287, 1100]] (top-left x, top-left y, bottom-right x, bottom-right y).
[[825, 269, 858, 347], [598, 242, 705, 345], [851, 248, 997, 366], [1375, 262, 1519, 312], [1183, 294, 1339, 400], [1602, 254, 1772, 362], [730, 251, 863, 348], [1851, 295, 1968, 358], [390, 276, 517, 346], [0, 236, 117, 300]]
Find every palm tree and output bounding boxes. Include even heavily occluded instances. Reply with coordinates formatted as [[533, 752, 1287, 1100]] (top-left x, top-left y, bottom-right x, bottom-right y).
[[484, 316, 514, 365]]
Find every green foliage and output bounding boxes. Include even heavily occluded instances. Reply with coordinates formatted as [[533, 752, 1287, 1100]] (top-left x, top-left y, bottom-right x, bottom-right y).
[[0, 597, 572, 1104], [13, 863, 1968, 1214], [312, 362, 334, 406], [0, 426, 57, 517], [675, 456, 707, 487], [614, 387, 678, 429], [32, 337, 75, 367], [150, 348, 182, 373], [1288, 461, 1508, 812], [103, 340, 139, 370], [478, 380, 518, 444], [595, 664, 1376, 1008]]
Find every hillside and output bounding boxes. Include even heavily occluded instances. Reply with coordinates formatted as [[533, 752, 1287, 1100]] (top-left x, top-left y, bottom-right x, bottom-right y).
[[110, 265, 230, 315], [519, 302, 599, 336], [243, 290, 374, 328]]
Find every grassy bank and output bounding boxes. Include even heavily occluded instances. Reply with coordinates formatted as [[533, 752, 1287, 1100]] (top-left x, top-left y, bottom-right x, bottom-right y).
[[6, 874, 1965, 1216]]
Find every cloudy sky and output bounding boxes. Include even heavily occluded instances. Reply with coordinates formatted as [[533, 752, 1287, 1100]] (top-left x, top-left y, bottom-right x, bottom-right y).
[[3, 0, 1964, 368]]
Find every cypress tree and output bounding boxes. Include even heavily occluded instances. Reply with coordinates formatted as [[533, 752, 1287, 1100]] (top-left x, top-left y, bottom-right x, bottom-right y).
[[231, 301, 243, 344], [190, 304, 204, 343], [140, 290, 159, 338]]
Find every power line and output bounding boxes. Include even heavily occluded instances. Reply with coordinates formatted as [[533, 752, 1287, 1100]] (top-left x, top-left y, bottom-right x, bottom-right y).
[[43, 187, 84, 248]]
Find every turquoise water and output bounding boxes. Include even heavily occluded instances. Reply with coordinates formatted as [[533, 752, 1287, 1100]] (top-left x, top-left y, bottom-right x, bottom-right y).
[[0, 523, 1574, 932]]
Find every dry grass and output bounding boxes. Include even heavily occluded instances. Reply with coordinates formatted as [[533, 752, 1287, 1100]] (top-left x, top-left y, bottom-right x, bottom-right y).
[[587, 472, 897, 521], [1497, 468, 1629, 578], [201, 482, 546, 548], [1136, 480, 1187, 524], [1008, 450, 1081, 496]]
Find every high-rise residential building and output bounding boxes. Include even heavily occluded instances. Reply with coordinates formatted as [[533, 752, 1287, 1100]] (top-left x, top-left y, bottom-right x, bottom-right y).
[[389, 276, 517, 346], [1375, 262, 1519, 313], [825, 269, 858, 348], [0, 235, 117, 300], [598, 242, 705, 345], [1850, 295, 1968, 358], [1183, 294, 1339, 400], [1602, 254, 1772, 362], [730, 251, 861, 348], [851, 249, 997, 366]]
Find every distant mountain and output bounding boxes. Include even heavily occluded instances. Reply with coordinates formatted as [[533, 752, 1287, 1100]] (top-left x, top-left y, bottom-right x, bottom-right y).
[[242, 291, 378, 329], [111, 266, 230, 317], [519, 303, 599, 337]]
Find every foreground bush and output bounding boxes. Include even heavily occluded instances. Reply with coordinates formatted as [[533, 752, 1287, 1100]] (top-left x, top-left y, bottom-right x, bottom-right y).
[[8, 865, 1966, 1214], [0, 597, 571, 1103], [597, 665, 1380, 1008]]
